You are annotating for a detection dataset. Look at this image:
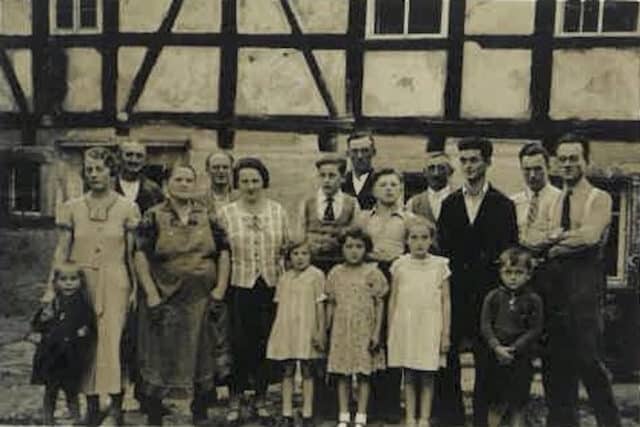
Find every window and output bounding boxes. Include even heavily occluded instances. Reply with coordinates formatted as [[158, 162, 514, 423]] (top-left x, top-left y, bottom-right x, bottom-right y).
[[367, 0, 449, 38], [50, 0, 101, 33], [9, 161, 42, 217], [557, 0, 640, 34]]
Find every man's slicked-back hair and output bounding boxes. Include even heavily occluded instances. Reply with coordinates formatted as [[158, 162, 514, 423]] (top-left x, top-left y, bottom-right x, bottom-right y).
[[457, 137, 493, 162], [519, 142, 550, 166], [556, 133, 591, 163]]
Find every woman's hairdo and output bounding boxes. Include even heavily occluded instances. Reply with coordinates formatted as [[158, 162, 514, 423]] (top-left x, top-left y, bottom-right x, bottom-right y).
[[338, 225, 374, 254], [233, 157, 270, 189], [499, 246, 535, 271], [83, 146, 119, 177]]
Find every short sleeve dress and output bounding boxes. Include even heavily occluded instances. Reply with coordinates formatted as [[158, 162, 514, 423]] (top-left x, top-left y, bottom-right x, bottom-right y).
[[56, 192, 140, 394], [267, 266, 326, 361], [387, 254, 451, 371], [326, 263, 388, 375]]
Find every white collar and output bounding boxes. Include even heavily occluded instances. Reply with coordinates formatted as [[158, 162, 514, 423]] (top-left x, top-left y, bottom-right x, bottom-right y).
[[428, 185, 451, 198], [318, 189, 342, 202], [462, 180, 489, 198]]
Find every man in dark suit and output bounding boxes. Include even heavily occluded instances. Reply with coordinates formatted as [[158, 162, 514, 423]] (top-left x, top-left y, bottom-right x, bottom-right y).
[[342, 133, 377, 210], [435, 137, 518, 427], [115, 140, 164, 214]]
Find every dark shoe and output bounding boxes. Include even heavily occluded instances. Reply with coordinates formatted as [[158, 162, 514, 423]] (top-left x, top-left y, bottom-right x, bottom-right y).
[[301, 416, 315, 427], [277, 416, 295, 427], [190, 396, 209, 425], [106, 393, 124, 426]]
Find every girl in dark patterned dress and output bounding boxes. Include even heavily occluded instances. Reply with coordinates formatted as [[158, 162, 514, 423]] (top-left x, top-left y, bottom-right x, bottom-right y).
[[31, 262, 96, 425]]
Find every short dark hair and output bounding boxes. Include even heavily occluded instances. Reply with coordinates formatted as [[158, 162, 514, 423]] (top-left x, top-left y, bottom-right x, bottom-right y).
[[556, 133, 590, 163], [347, 132, 375, 147], [284, 238, 310, 263], [370, 168, 404, 187], [338, 225, 374, 254], [168, 163, 197, 181], [457, 137, 493, 162], [519, 142, 550, 165], [499, 246, 535, 272], [233, 157, 270, 189], [205, 151, 235, 170], [83, 146, 119, 177], [315, 154, 347, 175]]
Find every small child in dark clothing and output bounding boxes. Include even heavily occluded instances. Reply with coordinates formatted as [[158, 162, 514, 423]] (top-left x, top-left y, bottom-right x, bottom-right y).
[[31, 262, 96, 425], [480, 247, 543, 427]]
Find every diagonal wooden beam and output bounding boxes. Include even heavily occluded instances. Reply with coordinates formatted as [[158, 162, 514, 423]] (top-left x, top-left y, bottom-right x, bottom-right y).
[[123, 0, 184, 114], [0, 48, 29, 115], [279, 0, 338, 117]]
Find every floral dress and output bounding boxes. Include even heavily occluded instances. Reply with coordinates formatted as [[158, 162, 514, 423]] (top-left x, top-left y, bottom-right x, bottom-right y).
[[267, 266, 326, 360], [326, 263, 388, 375]]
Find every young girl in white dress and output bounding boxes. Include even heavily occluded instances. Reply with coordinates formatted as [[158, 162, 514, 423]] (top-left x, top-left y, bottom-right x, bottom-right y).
[[267, 240, 326, 427], [387, 217, 451, 426]]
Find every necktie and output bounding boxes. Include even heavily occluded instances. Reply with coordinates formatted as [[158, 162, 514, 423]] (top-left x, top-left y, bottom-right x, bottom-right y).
[[561, 189, 572, 231], [526, 191, 539, 227], [323, 196, 335, 222]]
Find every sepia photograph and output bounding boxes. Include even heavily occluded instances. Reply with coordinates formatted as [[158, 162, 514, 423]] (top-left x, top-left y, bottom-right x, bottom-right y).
[[0, 0, 638, 426]]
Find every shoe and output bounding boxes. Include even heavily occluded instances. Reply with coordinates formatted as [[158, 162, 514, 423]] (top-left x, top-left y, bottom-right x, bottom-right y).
[[417, 419, 431, 427], [337, 412, 351, 427], [405, 418, 417, 426], [354, 412, 367, 427], [278, 416, 295, 427], [301, 416, 315, 427]]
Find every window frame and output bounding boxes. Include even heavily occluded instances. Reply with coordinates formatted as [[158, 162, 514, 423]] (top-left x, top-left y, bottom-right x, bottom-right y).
[[555, 0, 640, 36], [366, 0, 450, 39], [49, 0, 102, 35], [8, 160, 43, 218], [609, 187, 629, 287]]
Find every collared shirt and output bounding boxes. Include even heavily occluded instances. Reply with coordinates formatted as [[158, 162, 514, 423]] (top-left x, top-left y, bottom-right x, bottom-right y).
[[317, 189, 346, 220], [427, 186, 451, 220], [549, 177, 612, 248], [218, 199, 289, 288], [358, 206, 413, 262], [462, 180, 489, 225], [352, 172, 370, 195], [511, 184, 562, 247], [118, 178, 140, 203]]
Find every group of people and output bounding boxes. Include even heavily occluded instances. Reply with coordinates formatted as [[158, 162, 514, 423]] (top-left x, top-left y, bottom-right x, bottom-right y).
[[31, 133, 621, 427]]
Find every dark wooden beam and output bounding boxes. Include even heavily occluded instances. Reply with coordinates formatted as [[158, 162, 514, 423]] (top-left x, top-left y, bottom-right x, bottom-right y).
[[31, 0, 49, 123], [346, 0, 366, 122], [279, 0, 337, 117], [102, 0, 119, 121], [531, 0, 556, 127], [444, 0, 466, 120], [217, 0, 238, 149], [123, 0, 184, 114]]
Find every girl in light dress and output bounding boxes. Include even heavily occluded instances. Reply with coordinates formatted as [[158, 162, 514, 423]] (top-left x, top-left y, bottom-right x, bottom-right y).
[[326, 226, 389, 427], [387, 217, 451, 426], [267, 240, 326, 427]]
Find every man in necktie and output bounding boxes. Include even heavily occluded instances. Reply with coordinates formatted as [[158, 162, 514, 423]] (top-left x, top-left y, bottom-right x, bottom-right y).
[[543, 135, 621, 427]]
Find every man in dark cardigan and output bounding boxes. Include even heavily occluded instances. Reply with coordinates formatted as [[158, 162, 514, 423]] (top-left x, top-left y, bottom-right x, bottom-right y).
[[435, 137, 518, 427], [342, 133, 378, 210]]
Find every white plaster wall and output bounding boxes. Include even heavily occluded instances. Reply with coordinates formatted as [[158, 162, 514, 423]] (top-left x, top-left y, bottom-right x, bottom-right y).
[[314, 50, 346, 115], [236, 48, 327, 115], [64, 48, 102, 112], [290, 0, 349, 33], [461, 43, 531, 119], [0, 0, 31, 35], [0, 49, 32, 111], [237, 0, 290, 34], [117, 47, 147, 111], [174, 0, 221, 33], [119, 0, 171, 32], [136, 47, 220, 112], [362, 51, 447, 117], [550, 49, 640, 120], [465, 0, 535, 35]]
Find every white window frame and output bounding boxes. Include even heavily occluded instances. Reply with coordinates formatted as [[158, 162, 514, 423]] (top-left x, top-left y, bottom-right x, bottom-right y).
[[556, 0, 640, 36], [49, 0, 102, 34], [608, 188, 628, 286], [366, 0, 450, 39], [8, 162, 43, 217]]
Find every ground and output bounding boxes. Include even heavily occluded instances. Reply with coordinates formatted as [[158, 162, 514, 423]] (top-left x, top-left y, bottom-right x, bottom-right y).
[[0, 316, 638, 426]]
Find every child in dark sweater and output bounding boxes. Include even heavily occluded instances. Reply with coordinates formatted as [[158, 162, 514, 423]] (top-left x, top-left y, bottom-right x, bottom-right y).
[[31, 262, 96, 425], [480, 247, 543, 427]]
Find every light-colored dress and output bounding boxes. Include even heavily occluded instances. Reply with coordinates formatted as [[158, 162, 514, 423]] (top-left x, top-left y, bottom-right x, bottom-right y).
[[387, 254, 451, 371], [326, 263, 388, 375], [267, 266, 326, 360], [57, 192, 140, 394]]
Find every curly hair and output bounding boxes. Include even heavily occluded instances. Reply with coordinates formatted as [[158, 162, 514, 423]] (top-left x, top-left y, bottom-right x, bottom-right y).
[[83, 146, 119, 177], [338, 225, 374, 254]]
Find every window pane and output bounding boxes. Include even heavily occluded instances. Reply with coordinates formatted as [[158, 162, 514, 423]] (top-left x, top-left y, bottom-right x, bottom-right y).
[[603, 0, 639, 31], [12, 163, 40, 212], [375, 0, 405, 34], [563, 0, 582, 32], [582, 0, 600, 31], [408, 0, 443, 34], [79, 0, 97, 28], [56, 0, 74, 29]]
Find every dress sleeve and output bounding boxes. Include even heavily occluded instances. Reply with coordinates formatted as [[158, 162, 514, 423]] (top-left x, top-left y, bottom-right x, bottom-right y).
[[125, 202, 141, 231], [480, 290, 500, 349], [210, 217, 231, 252], [368, 266, 389, 300], [441, 258, 452, 284], [56, 201, 73, 230], [135, 210, 158, 255]]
